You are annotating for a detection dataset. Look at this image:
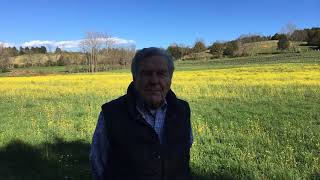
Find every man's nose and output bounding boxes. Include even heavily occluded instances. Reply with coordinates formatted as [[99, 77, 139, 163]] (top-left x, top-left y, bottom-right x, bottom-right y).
[[150, 72, 159, 83]]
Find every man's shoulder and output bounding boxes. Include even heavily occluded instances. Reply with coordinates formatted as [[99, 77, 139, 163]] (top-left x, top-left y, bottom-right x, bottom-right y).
[[167, 90, 189, 110], [176, 98, 189, 105], [175, 98, 189, 108], [174, 98, 190, 114], [101, 95, 127, 111]]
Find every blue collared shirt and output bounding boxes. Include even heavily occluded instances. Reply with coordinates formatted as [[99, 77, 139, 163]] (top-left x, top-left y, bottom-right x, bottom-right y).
[[90, 101, 193, 179]]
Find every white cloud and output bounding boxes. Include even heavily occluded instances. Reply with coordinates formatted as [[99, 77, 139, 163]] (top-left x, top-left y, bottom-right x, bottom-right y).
[[22, 40, 54, 47], [55, 40, 82, 48], [109, 37, 135, 45], [0, 38, 135, 51], [19, 37, 135, 51], [0, 41, 15, 47]]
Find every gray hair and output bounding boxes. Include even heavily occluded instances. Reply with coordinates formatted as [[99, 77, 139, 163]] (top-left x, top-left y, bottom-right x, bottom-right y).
[[131, 47, 174, 78]]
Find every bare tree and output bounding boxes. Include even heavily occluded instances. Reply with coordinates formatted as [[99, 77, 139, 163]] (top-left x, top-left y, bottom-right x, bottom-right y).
[[125, 44, 136, 65], [80, 32, 109, 72], [105, 37, 115, 54], [101, 37, 116, 69], [281, 22, 298, 36]]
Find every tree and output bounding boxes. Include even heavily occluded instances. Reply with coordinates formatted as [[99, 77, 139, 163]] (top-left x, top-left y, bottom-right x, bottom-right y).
[[277, 35, 290, 50], [28, 46, 47, 54], [80, 32, 109, 73], [307, 27, 320, 47], [237, 34, 269, 43], [291, 29, 308, 41], [105, 37, 115, 54], [5, 47, 19, 57], [25, 47, 30, 53], [192, 40, 206, 53], [0, 44, 13, 72], [281, 22, 298, 36], [19, 47, 25, 55], [223, 40, 241, 56], [100, 37, 117, 68], [22, 47, 34, 67], [209, 42, 224, 57], [167, 44, 183, 60], [271, 33, 282, 40], [167, 44, 192, 60], [12, 47, 19, 56], [55, 47, 62, 54], [40, 46, 47, 54], [30, 47, 37, 54], [289, 27, 320, 48], [99, 44, 135, 70]]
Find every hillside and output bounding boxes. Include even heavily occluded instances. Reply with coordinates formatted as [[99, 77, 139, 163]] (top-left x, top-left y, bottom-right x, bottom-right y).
[[180, 40, 312, 61], [176, 51, 320, 71], [241, 40, 310, 55]]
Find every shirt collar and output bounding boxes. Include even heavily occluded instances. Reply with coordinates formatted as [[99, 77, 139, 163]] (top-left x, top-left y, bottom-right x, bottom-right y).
[[134, 89, 167, 117], [136, 94, 167, 112]]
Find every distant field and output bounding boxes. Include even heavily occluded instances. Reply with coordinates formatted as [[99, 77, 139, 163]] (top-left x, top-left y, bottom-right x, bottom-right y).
[[0, 66, 67, 77], [241, 40, 309, 55], [176, 51, 320, 71], [0, 51, 319, 179]]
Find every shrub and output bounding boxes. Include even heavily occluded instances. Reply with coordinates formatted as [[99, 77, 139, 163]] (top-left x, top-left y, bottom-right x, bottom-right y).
[[277, 35, 290, 50]]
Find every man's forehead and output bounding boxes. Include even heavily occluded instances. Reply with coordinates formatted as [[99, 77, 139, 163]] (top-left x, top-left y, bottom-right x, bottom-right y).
[[139, 56, 168, 69], [140, 65, 168, 71]]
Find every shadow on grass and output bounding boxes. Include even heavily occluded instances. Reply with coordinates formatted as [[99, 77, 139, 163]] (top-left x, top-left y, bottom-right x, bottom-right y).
[[0, 137, 255, 180], [0, 137, 91, 180]]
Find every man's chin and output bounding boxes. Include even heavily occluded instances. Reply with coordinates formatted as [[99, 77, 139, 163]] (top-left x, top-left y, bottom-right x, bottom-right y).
[[145, 98, 163, 109]]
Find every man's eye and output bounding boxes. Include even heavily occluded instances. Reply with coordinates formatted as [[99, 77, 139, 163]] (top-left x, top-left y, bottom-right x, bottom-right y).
[[141, 71, 150, 76], [140, 70, 168, 77], [158, 71, 168, 77]]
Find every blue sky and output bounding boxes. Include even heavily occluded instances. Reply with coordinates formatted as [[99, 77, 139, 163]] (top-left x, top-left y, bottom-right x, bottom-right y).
[[0, 0, 319, 50]]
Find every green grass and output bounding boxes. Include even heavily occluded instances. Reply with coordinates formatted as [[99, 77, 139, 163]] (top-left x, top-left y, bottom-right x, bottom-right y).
[[0, 51, 320, 179], [189, 87, 319, 179], [17, 65, 66, 72], [176, 51, 320, 71]]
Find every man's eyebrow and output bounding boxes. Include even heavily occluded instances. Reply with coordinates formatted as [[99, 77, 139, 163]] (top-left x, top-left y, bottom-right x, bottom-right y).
[[141, 69, 168, 72]]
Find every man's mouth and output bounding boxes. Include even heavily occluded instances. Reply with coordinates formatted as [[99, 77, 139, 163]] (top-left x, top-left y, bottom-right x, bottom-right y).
[[145, 89, 161, 92], [145, 90, 162, 96]]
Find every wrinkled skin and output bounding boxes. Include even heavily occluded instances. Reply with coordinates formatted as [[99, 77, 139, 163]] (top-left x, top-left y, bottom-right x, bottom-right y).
[[134, 56, 172, 109]]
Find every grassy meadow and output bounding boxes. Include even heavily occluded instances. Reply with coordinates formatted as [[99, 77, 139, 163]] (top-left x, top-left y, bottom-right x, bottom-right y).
[[0, 51, 320, 179]]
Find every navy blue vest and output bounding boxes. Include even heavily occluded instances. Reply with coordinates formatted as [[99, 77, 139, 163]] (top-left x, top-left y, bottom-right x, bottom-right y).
[[101, 82, 192, 180]]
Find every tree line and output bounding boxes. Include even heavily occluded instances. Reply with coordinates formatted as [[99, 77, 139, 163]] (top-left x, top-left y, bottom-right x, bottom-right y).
[[1, 46, 48, 57], [79, 32, 136, 73], [167, 27, 320, 60], [0, 32, 136, 73]]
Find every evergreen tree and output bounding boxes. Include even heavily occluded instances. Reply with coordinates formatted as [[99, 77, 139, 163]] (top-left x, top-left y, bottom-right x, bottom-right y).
[[55, 47, 62, 54], [277, 35, 290, 50]]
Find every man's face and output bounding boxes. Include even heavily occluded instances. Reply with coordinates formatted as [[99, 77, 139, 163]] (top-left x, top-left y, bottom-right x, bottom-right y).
[[134, 55, 172, 109]]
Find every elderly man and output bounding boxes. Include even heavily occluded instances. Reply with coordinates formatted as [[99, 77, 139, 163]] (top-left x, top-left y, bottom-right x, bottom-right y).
[[90, 47, 193, 180]]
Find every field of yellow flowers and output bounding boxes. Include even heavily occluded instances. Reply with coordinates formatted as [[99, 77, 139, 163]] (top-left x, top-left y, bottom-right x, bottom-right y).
[[0, 52, 320, 179]]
